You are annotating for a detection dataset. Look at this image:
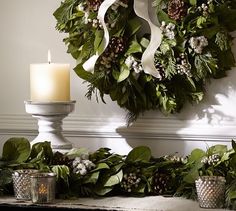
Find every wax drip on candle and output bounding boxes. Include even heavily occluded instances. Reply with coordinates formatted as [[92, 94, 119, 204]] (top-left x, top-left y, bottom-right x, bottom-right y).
[[48, 50, 51, 64]]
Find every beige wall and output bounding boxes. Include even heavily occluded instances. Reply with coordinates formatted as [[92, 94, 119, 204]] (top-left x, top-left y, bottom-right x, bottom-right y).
[[0, 0, 235, 156]]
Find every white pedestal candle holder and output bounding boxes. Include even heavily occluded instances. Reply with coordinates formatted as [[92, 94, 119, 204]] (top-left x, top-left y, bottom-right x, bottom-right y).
[[24, 100, 76, 151]]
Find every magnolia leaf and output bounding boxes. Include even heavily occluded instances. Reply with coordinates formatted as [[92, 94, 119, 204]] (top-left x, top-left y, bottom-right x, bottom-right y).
[[221, 151, 233, 163], [140, 37, 149, 48], [187, 77, 196, 91], [188, 149, 205, 163], [51, 165, 70, 183], [126, 40, 142, 55], [2, 137, 30, 163], [104, 170, 123, 187], [117, 65, 130, 83], [83, 171, 100, 184], [136, 183, 146, 194], [112, 69, 120, 81], [126, 146, 151, 163], [94, 186, 113, 196], [94, 29, 103, 51], [0, 168, 13, 187], [30, 141, 53, 163], [91, 163, 110, 172], [157, 10, 173, 23], [232, 140, 236, 152], [183, 169, 199, 183], [207, 144, 227, 156], [74, 64, 93, 82], [112, 163, 124, 173], [189, 0, 197, 5], [228, 191, 236, 200], [66, 148, 89, 159], [127, 17, 142, 36]]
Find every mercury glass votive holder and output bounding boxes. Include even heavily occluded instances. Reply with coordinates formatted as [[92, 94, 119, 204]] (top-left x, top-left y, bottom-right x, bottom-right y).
[[195, 176, 226, 209], [12, 169, 39, 200], [30, 172, 56, 204]]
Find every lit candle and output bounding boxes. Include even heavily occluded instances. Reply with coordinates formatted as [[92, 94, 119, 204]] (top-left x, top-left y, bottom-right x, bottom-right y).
[[30, 51, 70, 102]]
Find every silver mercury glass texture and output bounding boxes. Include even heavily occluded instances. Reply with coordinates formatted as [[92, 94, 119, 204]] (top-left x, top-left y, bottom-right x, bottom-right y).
[[12, 169, 39, 200], [195, 176, 226, 208], [30, 172, 56, 204]]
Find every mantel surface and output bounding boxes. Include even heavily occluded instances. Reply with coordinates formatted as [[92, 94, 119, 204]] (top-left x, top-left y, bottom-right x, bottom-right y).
[[0, 196, 229, 211]]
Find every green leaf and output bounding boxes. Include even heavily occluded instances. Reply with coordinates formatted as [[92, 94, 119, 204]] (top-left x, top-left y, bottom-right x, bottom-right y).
[[189, 0, 196, 5], [126, 40, 142, 55], [183, 169, 199, 183], [117, 65, 130, 83], [51, 165, 70, 184], [126, 146, 151, 163], [66, 148, 89, 159], [30, 141, 53, 163], [157, 10, 173, 23], [104, 170, 123, 187], [188, 149, 205, 163], [196, 16, 206, 28], [74, 64, 93, 82], [2, 137, 30, 162], [187, 77, 196, 91], [84, 171, 100, 184], [0, 168, 13, 187], [127, 18, 142, 36], [140, 37, 149, 49], [94, 186, 113, 196], [232, 140, 236, 152], [91, 163, 110, 172], [207, 145, 227, 156], [228, 191, 236, 200], [94, 30, 104, 52]]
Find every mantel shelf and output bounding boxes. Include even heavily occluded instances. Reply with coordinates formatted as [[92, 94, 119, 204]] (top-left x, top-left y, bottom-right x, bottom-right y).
[[0, 196, 228, 211]]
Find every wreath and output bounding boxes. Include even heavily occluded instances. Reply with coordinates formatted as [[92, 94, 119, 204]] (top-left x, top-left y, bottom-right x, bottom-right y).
[[54, 0, 236, 123]]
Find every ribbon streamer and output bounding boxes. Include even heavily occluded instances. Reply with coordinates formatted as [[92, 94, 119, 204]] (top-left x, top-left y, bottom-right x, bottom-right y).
[[134, 0, 163, 78], [83, 0, 117, 73]]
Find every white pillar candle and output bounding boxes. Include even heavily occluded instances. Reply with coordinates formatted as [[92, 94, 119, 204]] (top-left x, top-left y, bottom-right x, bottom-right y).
[[30, 53, 70, 102]]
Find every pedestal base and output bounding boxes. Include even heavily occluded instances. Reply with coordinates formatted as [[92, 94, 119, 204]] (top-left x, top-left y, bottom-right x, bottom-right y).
[[25, 101, 76, 152]]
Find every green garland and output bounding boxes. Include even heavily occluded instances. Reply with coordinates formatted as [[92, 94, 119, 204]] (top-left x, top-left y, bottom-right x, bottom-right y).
[[1, 138, 236, 209], [54, 0, 236, 123]]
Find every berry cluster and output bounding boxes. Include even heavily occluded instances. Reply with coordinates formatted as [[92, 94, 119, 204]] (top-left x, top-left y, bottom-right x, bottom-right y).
[[176, 53, 192, 76], [197, 0, 213, 16], [201, 154, 221, 166], [121, 172, 142, 193], [72, 156, 95, 176], [189, 36, 208, 54]]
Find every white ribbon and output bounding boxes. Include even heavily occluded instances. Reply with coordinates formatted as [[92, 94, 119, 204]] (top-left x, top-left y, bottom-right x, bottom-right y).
[[134, 0, 163, 78], [83, 0, 117, 73]]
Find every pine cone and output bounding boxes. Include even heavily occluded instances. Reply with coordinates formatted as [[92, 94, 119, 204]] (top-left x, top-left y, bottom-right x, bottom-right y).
[[168, 0, 187, 21], [154, 60, 165, 79], [152, 171, 171, 195], [99, 36, 126, 69], [109, 37, 126, 54], [52, 151, 71, 166], [86, 0, 102, 11]]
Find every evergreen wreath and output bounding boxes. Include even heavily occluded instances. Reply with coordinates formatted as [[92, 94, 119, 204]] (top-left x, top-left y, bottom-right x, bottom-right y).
[[54, 0, 236, 123]]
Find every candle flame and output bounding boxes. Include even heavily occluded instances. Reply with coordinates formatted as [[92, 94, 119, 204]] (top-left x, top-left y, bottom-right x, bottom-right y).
[[39, 184, 47, 194], [48, 50, 51, 64]]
